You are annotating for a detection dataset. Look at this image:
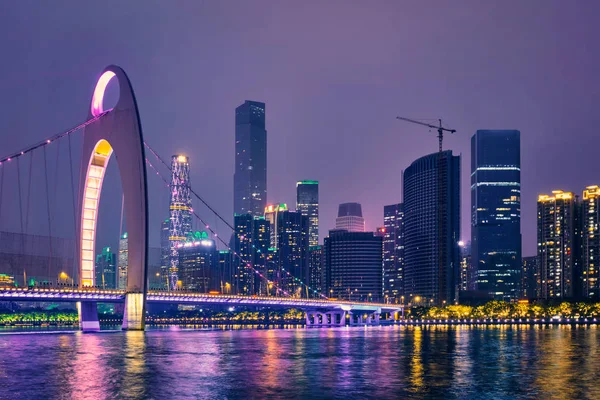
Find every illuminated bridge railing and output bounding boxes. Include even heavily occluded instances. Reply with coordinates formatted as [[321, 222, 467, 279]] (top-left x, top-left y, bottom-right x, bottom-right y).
[[0, 287, 402, 311]]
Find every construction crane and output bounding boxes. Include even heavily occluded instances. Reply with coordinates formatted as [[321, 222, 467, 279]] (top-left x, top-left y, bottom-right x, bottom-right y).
[[396, 116, 457, 306], [395, 117, 456, 153]]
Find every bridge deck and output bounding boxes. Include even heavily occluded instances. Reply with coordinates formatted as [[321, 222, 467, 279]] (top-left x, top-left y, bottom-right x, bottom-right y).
[[0, 287, 403, 312]]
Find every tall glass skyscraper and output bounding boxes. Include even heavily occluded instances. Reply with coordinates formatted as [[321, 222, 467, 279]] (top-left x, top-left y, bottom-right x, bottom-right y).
[[471, 130, 521, 301], [403, 151, 460, 306], [168, 155, 192, 290], [383, 203, 404, 302], [234, 101, 267, 217], [95, 246, 116, 289], [118, 232, 128, 290], [324, 230, 383, 302], [296, 180, 319, 246], [276, 210, 309, 297]]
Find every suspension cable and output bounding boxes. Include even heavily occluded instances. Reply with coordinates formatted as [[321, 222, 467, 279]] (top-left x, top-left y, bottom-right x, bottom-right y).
[[0, 111, 110, 165], [145, 156, 291, 297], [145, 141, 328, 299], [0, 166, 4, 227], [67, 133, 78, 285], [24, 151, 34, 233], [43, 146, 54, 278]]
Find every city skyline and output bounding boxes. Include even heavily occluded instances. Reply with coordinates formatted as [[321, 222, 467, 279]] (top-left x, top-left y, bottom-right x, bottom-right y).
[[2, 2, 599, 258]]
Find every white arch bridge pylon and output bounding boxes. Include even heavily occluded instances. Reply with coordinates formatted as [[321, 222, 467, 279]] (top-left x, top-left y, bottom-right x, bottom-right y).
[[78, 65, 149, 331]]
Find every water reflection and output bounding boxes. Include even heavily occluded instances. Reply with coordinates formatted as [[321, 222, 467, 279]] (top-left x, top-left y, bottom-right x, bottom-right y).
[[0, 326, 599, 399]]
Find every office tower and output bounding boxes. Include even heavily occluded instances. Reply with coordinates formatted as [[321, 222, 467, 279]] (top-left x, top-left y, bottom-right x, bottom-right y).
[[95, 246, 116, 289], [537, 191, 576, 299], [234, 100, 267, 217], [403, 150, 460, 306], [308, 245, 323, 297], [233, 214, 271, 295], [148, 247, 163, 289], [471, 130, 522, 301], [0, 231, 75, 286], [265, 247, 278, 296], [264, 203, 288, 248], [458, 241, 473, 292], [276, 210, 309, 297], [253, 217, 271, 295], [218, 250, 234, 294], [582, 185, 600, 299], [522, 256, 539, 300], [178, 233, 218, 292], [118, 232, 128, 290], [335, 203, 365, 232], [159, 219, 170, 289], [168, 155, 192, 290], [324, 230, 383, 302], [383, 203, 404, 302], [296, 181, 319, 246]]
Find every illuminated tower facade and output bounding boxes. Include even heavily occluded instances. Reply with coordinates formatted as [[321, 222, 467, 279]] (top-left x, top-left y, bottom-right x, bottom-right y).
[[582, 185, 600, 299], [335, 203, 365, 232], [296, 181, 319, 246], [234, 100, 267, 217], [118, 232, 128, 290], [264, 203, 288, 249], [471, 130, 522, 301], [168, 155, 192, 290], [95, 246, 116, 289], [537, 190, 576, 299]]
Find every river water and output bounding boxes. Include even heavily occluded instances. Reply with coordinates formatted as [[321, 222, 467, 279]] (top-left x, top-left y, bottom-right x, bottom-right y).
[[0, 325, 598, 399]]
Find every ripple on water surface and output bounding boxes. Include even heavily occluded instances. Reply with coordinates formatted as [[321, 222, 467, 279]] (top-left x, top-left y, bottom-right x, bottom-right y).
[[0, 325, 599, 400]]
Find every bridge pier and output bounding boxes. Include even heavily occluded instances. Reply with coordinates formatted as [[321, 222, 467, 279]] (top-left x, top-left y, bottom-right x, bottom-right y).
[[122, 293, 146, 330], [78, 301, 100, 332]]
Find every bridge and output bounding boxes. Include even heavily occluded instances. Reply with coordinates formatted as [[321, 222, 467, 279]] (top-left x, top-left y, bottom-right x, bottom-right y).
[[0, 65, 402, 332], [0, 286, 403, 328]]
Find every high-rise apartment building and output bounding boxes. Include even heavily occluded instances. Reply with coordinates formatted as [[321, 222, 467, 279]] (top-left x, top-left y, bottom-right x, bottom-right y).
[[168, 155, 192, 290], [296, 181, 319, 246], [324, 230, 383, 302], [403, 151, 460, 306], [335, 203, 365, 232], [459, 241, 473, 293], [95, 246, 116, 289], [276, 210, 309, 297], [582, 185, 600, 299], [264, 203, 288, 249], [471, 130, 522, 301], [537, 191, 576, 299], [522, 256, 539, 299], [118, 232, 128, 290], [383, 203, 404, 302], [234, 100, 267, 217]]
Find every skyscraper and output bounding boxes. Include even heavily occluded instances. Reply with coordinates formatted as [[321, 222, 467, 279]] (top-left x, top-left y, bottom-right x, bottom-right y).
[[95, 246, 116, 289], [383, 203, 404, 303], [159, 219, 169, 290], [296, 181, 319, 246], [118, 232, 128, 290], [276, 210, 309, 297], [581, 185, 599, 299], [264, 203, 288, 249], [522, 255, 539, 300], [324, 230, 383, 302], [335, 203, 365, 232], [403, 151, 460, 306], [234, 100, 267, 217], [168, 155, 192, 290], [537, 190, 576, 299], [178, 232, 218, 293], [232, 214, 271, 295], [471, 130, 522, 301], [309, 245, 323, 297]]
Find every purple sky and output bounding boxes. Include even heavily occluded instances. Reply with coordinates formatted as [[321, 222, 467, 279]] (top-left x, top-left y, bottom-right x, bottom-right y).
[[1, 1, 599, 256]]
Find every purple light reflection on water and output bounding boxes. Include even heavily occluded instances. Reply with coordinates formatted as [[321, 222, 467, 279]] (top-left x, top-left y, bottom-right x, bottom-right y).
[[0, 326, 599, 399]]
